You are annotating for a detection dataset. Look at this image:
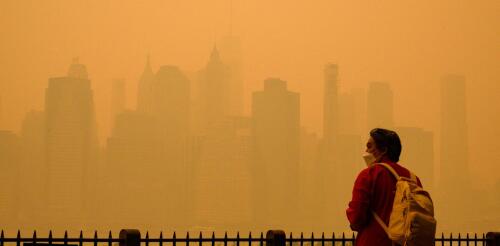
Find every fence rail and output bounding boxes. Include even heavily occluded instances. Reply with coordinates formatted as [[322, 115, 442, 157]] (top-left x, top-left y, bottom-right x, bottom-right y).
[[1, 230, 499, 246]]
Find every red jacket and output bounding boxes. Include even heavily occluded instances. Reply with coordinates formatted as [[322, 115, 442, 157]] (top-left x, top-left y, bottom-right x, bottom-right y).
[[346, 159, 422, 246]]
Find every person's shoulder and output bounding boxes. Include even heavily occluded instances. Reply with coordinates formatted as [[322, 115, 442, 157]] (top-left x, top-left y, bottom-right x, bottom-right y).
[[357, 164, 386, 177]]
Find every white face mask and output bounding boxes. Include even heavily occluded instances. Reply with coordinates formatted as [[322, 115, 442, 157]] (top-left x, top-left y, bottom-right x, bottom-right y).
[[363, 152, 376, 167]]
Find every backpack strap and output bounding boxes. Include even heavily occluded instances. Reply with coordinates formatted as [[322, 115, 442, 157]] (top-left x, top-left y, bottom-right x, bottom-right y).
[[372, 211, 395, 246], [410, 171, 417, 183], [372, 211, 389, 233], [375, 163, 400, 180]]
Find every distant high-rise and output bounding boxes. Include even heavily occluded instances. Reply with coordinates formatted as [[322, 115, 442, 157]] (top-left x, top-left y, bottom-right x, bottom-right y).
[[200, 46, 231, 130], [367, 82, 394, 130], [396, 127, 435, 191], [339, 88, 366, 136], [0, 131, 20, 227], [137, 56, 155, 114], [110, 79, 126, 131], [192, 116, 252, 230], [219, 36, 244, 116], [323, 64, 339, 143], [318, 64, 344, 230], [19, 111, 46, 227], [152, 65, 190, 158], [251, 78, 300, 230], [440, 75, 469, 196], [45, 60, 99, 229], [105, 111, 167, 229]]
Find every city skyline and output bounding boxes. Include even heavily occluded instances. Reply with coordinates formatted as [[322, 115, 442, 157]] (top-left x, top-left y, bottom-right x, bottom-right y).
[[0, 0, 498, 236], [0, 54, 495, 233]]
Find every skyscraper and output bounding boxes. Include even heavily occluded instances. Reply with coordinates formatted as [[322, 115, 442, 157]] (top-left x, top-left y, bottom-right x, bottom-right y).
[[137, 56, 155, 114], [318, 64, 344, 230], [44, 59, 99, 229], [440, 75, 469, 198], [219, 36, 244, 116], [105, 111, 166, 230], [251, 78, 300, 231], [192, 116, 252, 230], [367, 82, 394, 130], [396, 127, 435, 191], [0, 130, 20, 228], [323, 64, 339, 144], [200, 46, 231, 131], [152, 65, 190, 162], [19, 111, 46, 228]]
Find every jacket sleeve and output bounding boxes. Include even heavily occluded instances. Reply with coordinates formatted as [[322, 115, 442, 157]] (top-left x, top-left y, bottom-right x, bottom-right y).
[[346, 168, 373, 231]]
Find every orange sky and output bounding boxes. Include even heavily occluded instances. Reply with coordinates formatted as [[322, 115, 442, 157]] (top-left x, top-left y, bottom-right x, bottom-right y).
[[0, 0, 499, 185]]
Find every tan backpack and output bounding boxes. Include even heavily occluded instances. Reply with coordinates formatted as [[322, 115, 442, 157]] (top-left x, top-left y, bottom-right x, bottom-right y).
[[372, 163, 437, 246]]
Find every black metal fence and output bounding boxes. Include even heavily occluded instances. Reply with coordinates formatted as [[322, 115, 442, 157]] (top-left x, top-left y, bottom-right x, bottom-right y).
[[0, 229, 499, 246]]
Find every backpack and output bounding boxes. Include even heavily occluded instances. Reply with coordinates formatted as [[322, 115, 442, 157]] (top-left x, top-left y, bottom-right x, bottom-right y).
[[372, 163, 437, 246]]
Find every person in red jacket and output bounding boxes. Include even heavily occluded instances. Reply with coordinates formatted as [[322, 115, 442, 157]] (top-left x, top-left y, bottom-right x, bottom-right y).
[[346, 128, 422, 246]]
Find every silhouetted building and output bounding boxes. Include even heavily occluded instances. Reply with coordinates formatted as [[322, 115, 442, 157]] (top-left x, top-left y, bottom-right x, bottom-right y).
[[440, 75, 470, 201], [192, 116, 252, 230], [199, 46, 232, 131], [0, 131, 20, 227], [251, 78, 300, 231], [367, 82, 394, 130], [137, 56, 155, 114], [298, 127, 320, 231], [339, 88, 366, 136], [19, 111, 46, 228], [395, 127, 435, 191], [44, 59, 99, 229], [318, 64, 346, 231], [219, 36, 244, 116], [151, 65, 191, 173], [323, 64, 339, 145], [105, 111, 167, 229]]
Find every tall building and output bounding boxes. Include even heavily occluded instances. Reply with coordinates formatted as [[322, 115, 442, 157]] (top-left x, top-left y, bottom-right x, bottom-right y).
[[152, 65, 190, 164], [19, 111, 46, 229], [298, 127, 320, 231], [440, 75, 469, 198], [105, 111, 167, 230], [323, 64, 339, 144], [44, 59, 99, 229], [137, 56, 155, 114], [219, 36, 244, 116], [0, 131, 20, 228], [192, 116, 252, 230], [199, 46, 231, 131], [395, 127, 435, 191], [251, 78, 300, 231], [318, 64, 347, 231], [367, 82, 394, 130], [339, 88, 366, 136]]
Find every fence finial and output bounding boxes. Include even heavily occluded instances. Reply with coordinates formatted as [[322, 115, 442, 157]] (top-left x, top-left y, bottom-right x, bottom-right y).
[[266, 230, 286, 246], [486, 232, 500, 246], [119, 229, 141, 246]]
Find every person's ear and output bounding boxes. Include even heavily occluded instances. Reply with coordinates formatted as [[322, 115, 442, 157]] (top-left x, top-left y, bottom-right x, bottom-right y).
[[381, 148, 388, 157]]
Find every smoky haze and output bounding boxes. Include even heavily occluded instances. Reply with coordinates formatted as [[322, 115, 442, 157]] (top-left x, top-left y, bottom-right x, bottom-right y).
[[0, 0, 499, 235]]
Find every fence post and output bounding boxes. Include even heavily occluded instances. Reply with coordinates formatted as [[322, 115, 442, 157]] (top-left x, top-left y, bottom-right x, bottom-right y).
[[486, 232, 500, 246], [120, 229, 141, 246], [266, 230, 286, 246]]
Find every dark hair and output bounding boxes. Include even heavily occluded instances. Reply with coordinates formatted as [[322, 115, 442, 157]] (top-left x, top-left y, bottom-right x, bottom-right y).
[[369, 128, 402, 162]]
